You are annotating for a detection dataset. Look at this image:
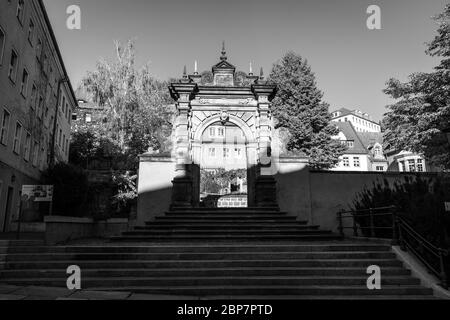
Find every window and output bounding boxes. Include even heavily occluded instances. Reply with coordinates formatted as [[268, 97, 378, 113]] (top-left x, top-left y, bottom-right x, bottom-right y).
[[8, 50, 18, 82], [39, 146, 45, 169], [209, 127, 216, 137], [28, 20, 34, 44], [32, 141, 39, 167], [37, 96, 43, 119], [235, 148, 242, 158], [399, 161, 405, 172], [62, 134, 66, 151], [353, 157, 361, 168], [85, 113, 92, 123], [17, 0, 25, 24], [408, 159, 416, 172], [373, 146, 382, 157], [30, 84, 37, 109], [223, 148, 230, 158], [58, 129, 62, 146], [343, 157, 350, 167], [66, 139, 69, 155], [65, 103, 69, 119], [218, 128, 225, 137], [376, 166, 384, 172], [0, 27, 5, 65], [417, 159, 424, 172], [13, 122, 22, 154], [208, 148, 215, 157], [61, 96, 65, 113], [20, 69, 28, 96], [343, 140, 354, 148], [36, 38, 42, 59], [23, 132, 31, 161], [0, 109, 11, 145]]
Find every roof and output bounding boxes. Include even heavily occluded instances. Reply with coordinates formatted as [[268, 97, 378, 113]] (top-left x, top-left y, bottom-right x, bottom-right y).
[[331, 108, 380, 124], [357, 132, 383, 150], [333, 122, 369, 154]]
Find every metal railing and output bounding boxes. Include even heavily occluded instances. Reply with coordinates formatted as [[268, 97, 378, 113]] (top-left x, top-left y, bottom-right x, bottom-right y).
[[337, 205, 449, 289]]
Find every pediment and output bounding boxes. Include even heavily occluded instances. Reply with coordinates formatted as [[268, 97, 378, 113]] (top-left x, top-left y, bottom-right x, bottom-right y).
[[212, 60, 236, 71]]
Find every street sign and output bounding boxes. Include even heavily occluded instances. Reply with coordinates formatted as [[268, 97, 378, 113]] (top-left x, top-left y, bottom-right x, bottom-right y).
[[445, 202, 450, 212], [22, 185, 54, 202]]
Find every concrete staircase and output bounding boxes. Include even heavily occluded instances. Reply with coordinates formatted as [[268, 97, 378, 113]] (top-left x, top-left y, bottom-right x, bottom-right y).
[[0, 208, 436, 299]]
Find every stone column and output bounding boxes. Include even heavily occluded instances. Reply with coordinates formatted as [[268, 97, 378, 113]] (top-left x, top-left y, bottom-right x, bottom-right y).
[[252, 83, 278, 208], [169, 81, 198, 208]]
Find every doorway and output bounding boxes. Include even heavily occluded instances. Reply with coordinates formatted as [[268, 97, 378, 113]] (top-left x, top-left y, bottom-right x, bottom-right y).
[[199, 121, 248, 208]]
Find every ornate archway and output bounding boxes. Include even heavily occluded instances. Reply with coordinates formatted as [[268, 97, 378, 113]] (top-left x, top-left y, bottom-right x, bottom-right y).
[[168, 45, 278, 208]]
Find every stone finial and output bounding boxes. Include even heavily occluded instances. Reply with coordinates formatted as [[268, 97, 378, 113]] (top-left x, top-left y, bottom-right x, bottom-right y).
[[249, 62, 253, 76], [194, 60, 198, 75], [183, 65, 188, 79], [259, 67, 264, 80], [220, 41, 227, 61]]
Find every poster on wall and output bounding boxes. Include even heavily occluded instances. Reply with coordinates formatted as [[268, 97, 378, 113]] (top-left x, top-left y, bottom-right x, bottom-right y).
[[21, 185, 54, 202]]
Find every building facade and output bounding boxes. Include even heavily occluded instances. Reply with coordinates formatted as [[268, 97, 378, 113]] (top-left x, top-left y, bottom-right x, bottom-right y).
[[331, 121, 388, 172], [331, 108, 381, 133], [331, 110, 428, 172], [0, 0, 77, 232]]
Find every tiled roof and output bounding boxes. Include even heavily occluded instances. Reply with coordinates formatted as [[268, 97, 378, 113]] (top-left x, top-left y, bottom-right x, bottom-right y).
[[333, 122, 369, 154]]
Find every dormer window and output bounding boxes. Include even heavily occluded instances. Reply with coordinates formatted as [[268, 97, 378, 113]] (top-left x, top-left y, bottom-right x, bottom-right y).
[[373, 145, 383, 157]]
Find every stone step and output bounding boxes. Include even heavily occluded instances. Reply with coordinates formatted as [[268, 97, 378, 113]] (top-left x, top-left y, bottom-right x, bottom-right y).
[[0, 244, 392, 254], [147, 219, 306, 224], [0, 267, 412, 278], [122, 230, 333, 236], [154, 215, 297, 220], [111, 234, 342, 241], [3, 259, 404, 269], [1, 276, 421, 287], [136, 224, 318, 230], [170, 207, 279, 212], [165, 211, 287, 215], [0, 251, 397, 261], [0, 240, 44, 247], [70, 285, 435, 296]]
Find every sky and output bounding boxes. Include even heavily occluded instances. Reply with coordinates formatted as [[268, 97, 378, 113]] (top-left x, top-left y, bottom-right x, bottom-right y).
[[43, 0, 446, 121]]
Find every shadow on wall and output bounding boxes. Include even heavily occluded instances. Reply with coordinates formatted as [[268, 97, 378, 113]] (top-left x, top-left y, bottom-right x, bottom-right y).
[[137, 153, 450, 233]]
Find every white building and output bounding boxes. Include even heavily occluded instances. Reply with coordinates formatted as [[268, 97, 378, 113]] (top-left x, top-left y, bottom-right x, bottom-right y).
[[200, 121, 247, 171], [331, 109, 429, 172], [331, 108, 381, 133], [331, 122, 388, 172]]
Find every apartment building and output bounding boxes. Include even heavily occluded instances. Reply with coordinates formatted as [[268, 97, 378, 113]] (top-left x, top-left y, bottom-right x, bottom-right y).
[[0, 0, 77, 232]]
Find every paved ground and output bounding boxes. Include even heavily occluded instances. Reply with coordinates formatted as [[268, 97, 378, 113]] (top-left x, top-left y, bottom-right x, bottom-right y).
[[0, 284, 197, 300]]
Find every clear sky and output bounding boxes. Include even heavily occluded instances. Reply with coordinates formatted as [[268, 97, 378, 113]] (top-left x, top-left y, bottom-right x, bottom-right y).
[[43, 0, 446, 121]]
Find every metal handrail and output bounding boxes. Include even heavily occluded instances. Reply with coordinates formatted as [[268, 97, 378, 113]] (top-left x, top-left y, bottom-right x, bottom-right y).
[[337, 205, 449, 289]]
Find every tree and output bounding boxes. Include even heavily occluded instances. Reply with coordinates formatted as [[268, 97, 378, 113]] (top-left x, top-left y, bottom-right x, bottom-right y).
[[268, 52, 347, 169], [76, 40, 175, 211], [383, 5, 450, 170], [81, 39, 174, 169]]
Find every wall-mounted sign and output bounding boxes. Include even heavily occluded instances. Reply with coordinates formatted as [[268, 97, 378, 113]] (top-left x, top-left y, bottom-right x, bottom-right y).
[[445, 202, 450, 212], [22, 185, 54, 202]]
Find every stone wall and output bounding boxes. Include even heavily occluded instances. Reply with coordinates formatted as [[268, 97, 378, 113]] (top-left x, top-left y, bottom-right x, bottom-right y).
[[275, 157, 447, 232]]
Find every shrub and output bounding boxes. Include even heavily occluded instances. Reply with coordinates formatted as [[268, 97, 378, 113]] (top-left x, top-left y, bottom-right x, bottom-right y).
[[352, 175, 450, 247], [41, 163, 89, 217]]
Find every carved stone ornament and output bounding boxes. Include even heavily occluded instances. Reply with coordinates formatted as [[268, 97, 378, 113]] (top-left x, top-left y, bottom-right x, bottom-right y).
[[220, 110, 229, 123]]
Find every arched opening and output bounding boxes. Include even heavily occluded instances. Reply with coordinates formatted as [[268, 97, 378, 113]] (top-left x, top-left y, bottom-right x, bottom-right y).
[[199, 121, 248, 208]]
